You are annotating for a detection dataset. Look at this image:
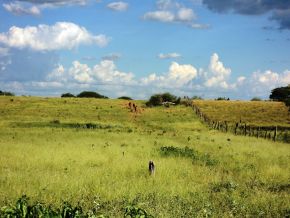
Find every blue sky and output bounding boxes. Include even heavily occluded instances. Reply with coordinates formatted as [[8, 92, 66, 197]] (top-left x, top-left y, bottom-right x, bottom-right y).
[[0, 0, 289, 99]]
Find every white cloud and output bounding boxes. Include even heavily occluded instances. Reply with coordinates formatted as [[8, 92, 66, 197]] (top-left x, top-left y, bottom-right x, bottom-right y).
[[141, 62, 197, 87], [176, 8, 195, 21], [204, 53, 232, 88], [93, 60, 135, 83], [143, 11, 175, 22], [69, 61, 93, 83], [158, 52, 181, 59], [16, 0, 88, 6], [0, 22, 110, 51], [3, 0, 91, 16], [47, 60, 135, 85], [3, 2, 41, 16], [143, 0, 209, 29], [107, 1, 128, 12]]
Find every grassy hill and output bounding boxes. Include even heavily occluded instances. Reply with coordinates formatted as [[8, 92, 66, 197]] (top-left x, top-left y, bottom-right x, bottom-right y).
[[192, 100, 290, 127], [0, 96, 289, 217]]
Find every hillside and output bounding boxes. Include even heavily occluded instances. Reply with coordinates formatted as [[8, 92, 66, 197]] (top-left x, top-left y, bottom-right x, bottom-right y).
[[192, 100, 290, 127], [0, 96, 289, 217]]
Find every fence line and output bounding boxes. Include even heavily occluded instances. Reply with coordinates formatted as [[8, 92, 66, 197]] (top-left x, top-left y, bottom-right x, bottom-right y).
[[191, 103, 290, 143]]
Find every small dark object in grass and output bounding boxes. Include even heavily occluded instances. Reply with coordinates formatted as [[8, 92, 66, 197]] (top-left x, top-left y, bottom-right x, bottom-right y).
[[227, 138, 231, 141], [149, 160, 155, 175]]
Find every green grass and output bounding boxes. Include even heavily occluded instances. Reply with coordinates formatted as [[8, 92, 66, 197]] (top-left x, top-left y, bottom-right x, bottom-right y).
[[0, 96, 289, 217]]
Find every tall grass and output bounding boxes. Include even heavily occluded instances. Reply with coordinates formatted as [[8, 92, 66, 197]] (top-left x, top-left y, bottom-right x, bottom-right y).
[[0, 96, 289, 217]]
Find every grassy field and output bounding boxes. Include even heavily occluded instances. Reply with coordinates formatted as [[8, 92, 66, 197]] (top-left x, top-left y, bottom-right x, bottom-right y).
[[0, 96, 289, 217], [192, 100, 290, 127]]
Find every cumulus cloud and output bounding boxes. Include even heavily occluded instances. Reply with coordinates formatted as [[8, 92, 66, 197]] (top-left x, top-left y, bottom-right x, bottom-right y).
[[176, 7, 196, 21], [0, 22, 110, 51], [158, 52, 181, 59], [202, 0, 290, 29], [47, 60, 135, 85], [143, 0, 208, 29], [3, 2, 41, 16], [203, 53, 232, 88], [141, 62, 197, 88], [107, 1, 128, 11]]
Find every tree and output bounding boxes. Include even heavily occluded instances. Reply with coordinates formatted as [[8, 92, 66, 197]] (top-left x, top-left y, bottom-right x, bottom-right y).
[[0, 90, 14, 96], [161, 92, 177, 102], [61, 93, 75, 98], [77, 91, 108, 99], [118, 96, 133, 100], [146, 92, 181, 107], [270, 86, 290, 107], [146, 94, 163, 106]]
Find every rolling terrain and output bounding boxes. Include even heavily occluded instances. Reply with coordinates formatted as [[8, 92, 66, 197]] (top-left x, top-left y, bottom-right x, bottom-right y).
[[0, 96, 289, 217]]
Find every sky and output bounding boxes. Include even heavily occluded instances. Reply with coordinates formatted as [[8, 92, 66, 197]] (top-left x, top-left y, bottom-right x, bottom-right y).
[[0, 0, 290, 99]]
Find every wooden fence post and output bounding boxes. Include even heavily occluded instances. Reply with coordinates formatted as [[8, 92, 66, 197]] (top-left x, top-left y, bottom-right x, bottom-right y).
[[273, 126, 277, 141]]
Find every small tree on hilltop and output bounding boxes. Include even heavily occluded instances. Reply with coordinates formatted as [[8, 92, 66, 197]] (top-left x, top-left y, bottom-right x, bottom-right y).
[[61, 93, 75, 98], [118, 96, 133, 100], [146, 92, 181, 107], [146, 94, 163, 106], [77, 91, 108, 99]]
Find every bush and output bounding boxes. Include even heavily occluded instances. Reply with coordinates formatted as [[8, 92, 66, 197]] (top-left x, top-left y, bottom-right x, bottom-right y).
[[146, 92, 180, 107], [251, 97, 262, 101], [118, 96, 133, 100], [77, 91, 108, 99], [192, 95, 203, 100], [0, 90, 14, 96], [146, 94, 163, 106], [215, 97, 230, 101], [61, 93, 75, 98]]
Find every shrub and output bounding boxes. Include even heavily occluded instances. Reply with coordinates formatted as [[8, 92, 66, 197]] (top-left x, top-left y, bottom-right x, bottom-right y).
[[118, 96, 133, 100], [192, 95, 203, 100], [77, 91, 108, 99], [61, 93, 75, 98], [251, 97, 262, 101], [146, 94, 163, 106], [146, 92, 180, 107], [0, 90, 14, 96], [215, 97, 230, 101]]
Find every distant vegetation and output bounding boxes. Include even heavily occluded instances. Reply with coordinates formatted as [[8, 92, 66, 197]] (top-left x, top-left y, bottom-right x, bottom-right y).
[[77, 91, 108, 99], [270, 85, 290, 107], [146, 92, 181, 106], [251, 97, 262, 101], [0, 90, 14, 96], [61, 91, 108, 99], [118, 96, 133, 100], [61, 93, 75, 98], [215, 97, 230, 101]]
